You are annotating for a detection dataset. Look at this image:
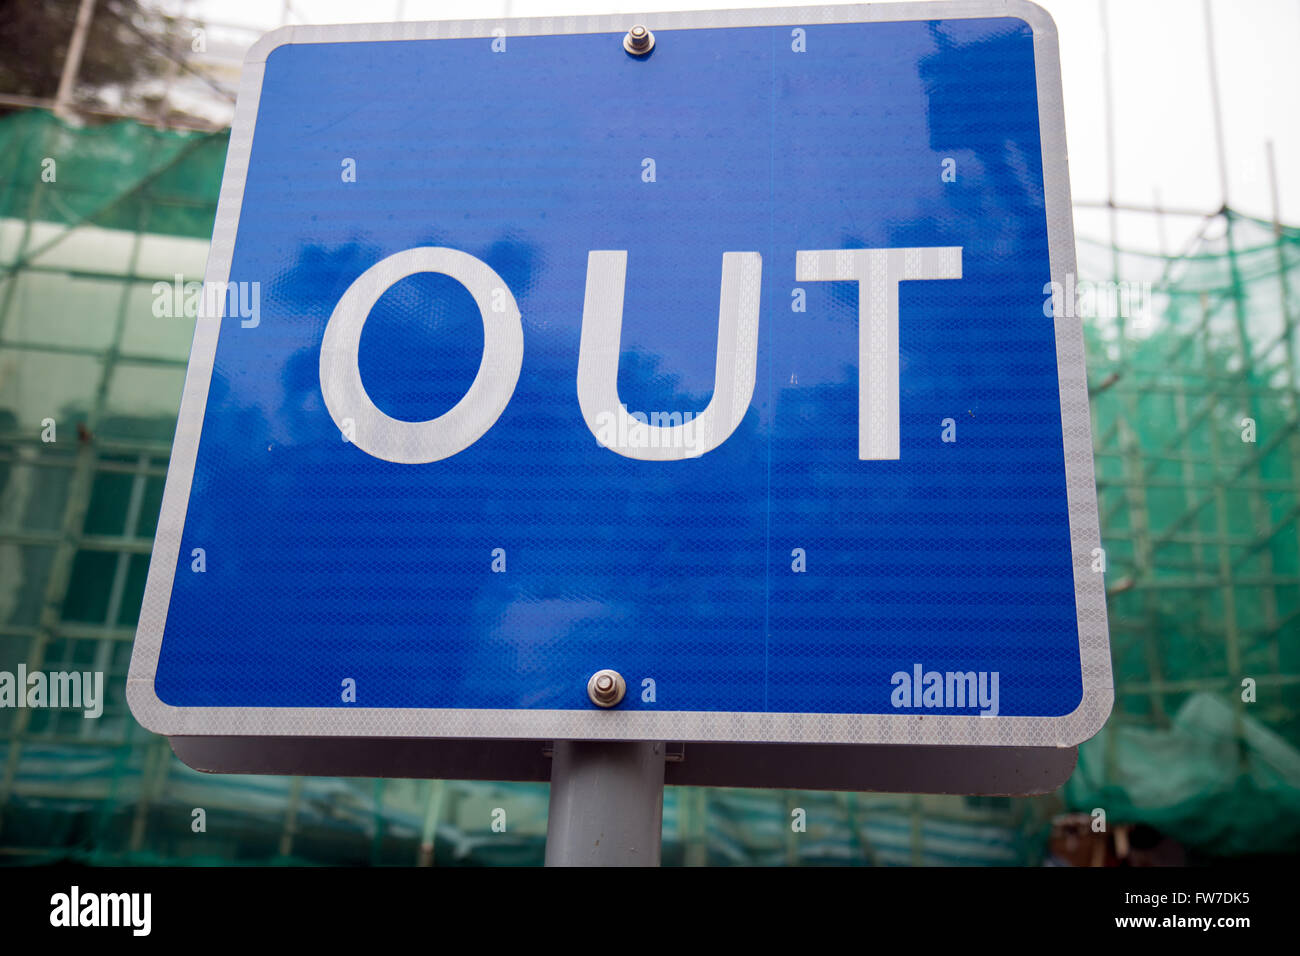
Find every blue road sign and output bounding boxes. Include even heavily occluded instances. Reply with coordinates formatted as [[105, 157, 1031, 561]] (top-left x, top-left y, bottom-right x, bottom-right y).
[[129, 3, 1112, 749]]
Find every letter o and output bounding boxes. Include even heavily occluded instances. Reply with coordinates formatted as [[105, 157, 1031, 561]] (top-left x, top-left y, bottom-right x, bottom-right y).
[[319, 247, 523, 463]]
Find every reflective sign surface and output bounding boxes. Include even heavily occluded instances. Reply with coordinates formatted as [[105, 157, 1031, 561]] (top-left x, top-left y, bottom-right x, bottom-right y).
[[129, 4, 1112, 746]]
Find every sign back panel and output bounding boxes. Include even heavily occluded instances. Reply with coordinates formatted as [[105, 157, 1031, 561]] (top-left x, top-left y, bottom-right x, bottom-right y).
[[128, 2, 1112, 748]]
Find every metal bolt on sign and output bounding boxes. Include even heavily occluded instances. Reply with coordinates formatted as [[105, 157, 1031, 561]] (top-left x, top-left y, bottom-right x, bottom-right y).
[[623, 25, 654, 55], [588, 669, 627, 707]]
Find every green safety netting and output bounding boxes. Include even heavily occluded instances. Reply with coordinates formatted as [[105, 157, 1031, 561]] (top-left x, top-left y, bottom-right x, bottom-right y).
[[0, 109, 226, 240], [1069, 210, 1300, 857], [0, 109, 1297, 865]]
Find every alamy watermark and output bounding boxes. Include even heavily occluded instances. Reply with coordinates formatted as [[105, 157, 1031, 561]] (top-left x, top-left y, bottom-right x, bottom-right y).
[[1043, 274, 1153, 326], [593, 407, 704, 456], [152, 274, 261, 328], [890, 663, 1000, 716], [50, 886, 150, 936], [0, 666, 103, 718]]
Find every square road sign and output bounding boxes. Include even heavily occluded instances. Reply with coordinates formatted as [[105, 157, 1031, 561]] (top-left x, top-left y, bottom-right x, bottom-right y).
[[128, 2, 1113, 756]]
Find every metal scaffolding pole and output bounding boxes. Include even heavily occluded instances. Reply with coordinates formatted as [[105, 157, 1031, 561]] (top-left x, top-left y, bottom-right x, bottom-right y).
[[1202, 0, 1231, 209], [54, 0, 99, 121]]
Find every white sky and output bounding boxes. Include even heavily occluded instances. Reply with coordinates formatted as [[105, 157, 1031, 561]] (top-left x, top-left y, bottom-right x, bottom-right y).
[[174, 0, 1300, 253]]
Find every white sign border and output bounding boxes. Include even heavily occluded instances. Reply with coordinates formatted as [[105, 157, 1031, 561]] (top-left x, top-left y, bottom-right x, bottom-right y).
[[128, 1, 1113, 748]]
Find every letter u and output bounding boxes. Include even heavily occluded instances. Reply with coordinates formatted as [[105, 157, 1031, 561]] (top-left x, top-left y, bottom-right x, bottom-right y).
[[577, 251, 761, 460]]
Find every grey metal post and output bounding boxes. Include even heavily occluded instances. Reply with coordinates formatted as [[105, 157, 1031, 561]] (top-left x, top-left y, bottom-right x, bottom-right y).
[[545, 741, 665, 866]]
